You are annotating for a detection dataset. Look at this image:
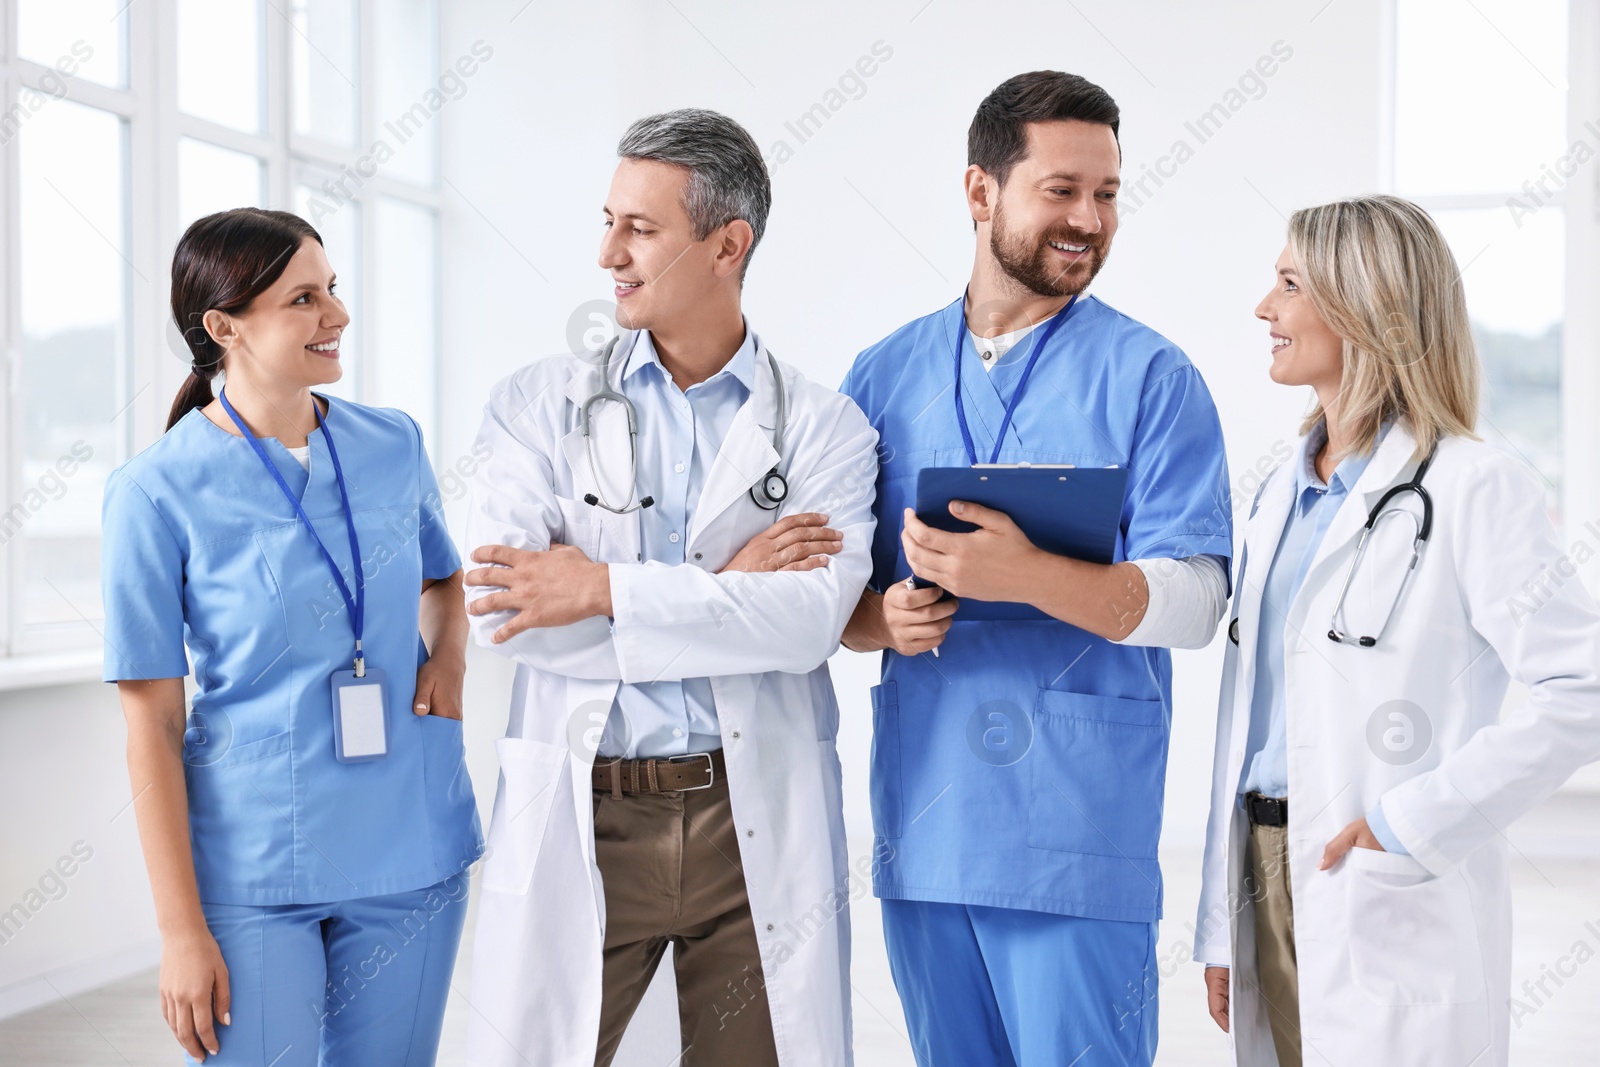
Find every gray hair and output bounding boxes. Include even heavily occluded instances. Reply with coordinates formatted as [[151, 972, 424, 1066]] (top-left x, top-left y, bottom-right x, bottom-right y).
[[616, 108, 771, 279]]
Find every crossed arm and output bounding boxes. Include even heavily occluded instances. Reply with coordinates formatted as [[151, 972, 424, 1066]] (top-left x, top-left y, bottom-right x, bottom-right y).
[[461, 385, 879, 681]]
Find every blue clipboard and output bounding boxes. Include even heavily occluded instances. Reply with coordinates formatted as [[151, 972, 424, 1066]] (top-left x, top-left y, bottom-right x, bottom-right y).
[[912, 465, 1129, 621]]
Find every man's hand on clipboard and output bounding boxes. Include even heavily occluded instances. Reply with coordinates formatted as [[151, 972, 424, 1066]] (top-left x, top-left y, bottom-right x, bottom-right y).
[[901, 501, 1041, 605]]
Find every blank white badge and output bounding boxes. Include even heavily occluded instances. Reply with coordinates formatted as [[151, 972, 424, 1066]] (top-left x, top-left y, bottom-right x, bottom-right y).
[[331, 667, 389, 763]]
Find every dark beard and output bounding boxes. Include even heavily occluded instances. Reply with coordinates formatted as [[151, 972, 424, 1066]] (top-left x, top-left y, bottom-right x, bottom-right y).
[[989, 200, 1109, 298]]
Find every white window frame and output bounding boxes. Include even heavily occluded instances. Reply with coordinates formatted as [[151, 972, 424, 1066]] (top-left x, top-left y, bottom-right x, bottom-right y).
[[0, 0, 442, 681], [1383, 0, 1596, 569]]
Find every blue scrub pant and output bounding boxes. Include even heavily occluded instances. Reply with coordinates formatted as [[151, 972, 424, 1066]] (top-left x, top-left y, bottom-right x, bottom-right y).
[[881, 899, 1158, 1067], [188, 875, 468, 1067]]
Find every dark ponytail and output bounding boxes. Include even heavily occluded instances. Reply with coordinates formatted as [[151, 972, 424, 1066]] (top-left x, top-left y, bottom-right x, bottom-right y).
[[167, 208, 323, 430]]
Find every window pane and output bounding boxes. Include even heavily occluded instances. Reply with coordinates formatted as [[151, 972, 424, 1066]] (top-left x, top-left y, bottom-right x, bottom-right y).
[[295, 185, 360, 402], [370, 199, 438, 444], [291, 0, 359, 147], [179, 140, 264, 229], [16, 98, 128, 628], [178, 0, 263, 132], [17, 0, 125, 88], [373, 0, 439, 186], [1395, 0, 1568, 196], [1431, 206, 1564, 523]]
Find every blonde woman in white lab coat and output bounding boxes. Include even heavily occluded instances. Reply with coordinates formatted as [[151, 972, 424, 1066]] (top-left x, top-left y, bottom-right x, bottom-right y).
[[1195, 194, 1600, 1067]]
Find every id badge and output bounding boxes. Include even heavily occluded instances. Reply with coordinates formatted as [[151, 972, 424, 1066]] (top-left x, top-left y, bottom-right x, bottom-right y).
[[331, 667, 388, 763]]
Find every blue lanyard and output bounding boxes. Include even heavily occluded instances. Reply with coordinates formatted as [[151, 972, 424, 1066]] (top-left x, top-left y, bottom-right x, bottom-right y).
[[218, 388, 367, 673], [953, 292, 1079, 466]]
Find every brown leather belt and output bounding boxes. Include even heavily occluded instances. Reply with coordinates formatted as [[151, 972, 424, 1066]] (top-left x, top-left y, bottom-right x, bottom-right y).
[[591, 749, 726, 797]]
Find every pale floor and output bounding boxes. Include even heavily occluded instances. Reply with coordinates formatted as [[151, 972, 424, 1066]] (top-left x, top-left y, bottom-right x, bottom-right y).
[[4, 797, 1599, 1066]]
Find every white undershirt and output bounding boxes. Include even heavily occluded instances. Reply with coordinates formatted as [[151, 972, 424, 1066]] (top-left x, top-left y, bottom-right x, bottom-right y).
[[286, 445, 311, 471], [968, 311, 1054, 371], [1120, 555, 1230, 649]]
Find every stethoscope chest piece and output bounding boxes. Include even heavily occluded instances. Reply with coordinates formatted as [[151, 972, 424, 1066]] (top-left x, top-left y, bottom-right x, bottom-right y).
[[752, 469, 788, 510]]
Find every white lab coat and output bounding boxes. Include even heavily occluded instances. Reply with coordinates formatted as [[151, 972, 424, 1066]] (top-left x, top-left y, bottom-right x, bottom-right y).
[[462, 330, 878, 1067], [1195, 423, 1600, 1067]]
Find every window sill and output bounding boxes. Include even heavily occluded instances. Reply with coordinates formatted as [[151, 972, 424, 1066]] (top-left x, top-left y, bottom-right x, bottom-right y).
[[0, 650, 102, 692]]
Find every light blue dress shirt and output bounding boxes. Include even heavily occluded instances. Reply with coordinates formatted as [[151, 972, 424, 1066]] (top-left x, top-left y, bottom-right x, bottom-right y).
[[596, 326, 758, 759], [1240, 421, 1406, 853]]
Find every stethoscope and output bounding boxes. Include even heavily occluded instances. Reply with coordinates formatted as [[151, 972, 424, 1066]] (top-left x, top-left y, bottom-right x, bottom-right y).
[[579, 334, 789, 514], [1227, 442, 1437, 649]]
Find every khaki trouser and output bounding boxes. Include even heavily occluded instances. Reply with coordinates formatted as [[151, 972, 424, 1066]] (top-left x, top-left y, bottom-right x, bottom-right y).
[[591, 769, 779, 1067], [1248, 821, 1301, 1067]]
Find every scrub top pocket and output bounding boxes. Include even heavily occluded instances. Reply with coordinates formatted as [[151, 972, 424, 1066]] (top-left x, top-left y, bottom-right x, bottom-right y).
[[185, 732, 295, 900], [869, 682, 904, 840], [1026, 688, 1166, 859]]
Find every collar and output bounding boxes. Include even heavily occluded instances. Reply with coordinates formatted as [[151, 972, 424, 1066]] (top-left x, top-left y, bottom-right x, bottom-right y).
[[1294, 418, 1393, 498], [624, 321, 758, 393]]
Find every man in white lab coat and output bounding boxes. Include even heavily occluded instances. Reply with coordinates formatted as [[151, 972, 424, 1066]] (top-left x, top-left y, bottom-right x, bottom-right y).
[[460, 109, 879, 1067]]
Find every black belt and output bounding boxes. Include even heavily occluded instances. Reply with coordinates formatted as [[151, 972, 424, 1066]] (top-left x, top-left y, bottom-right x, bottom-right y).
[[1244, 791, 1288, 827]]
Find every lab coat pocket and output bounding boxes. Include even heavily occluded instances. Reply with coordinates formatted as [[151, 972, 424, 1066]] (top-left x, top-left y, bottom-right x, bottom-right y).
[[184, 732, 294, 890], [481, 737, 569, 896], [1344, 846, 1486, 1004], [554, 497, 602, 559], [1026, 689, 1165, 859], [869, 682, 903, 840]]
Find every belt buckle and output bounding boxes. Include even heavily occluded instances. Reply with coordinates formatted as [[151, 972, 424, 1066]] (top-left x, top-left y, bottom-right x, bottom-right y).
[[666, 752, 714, 791]]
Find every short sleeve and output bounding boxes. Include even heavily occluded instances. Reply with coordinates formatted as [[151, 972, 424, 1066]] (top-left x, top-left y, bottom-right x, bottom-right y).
[[101, 471, 190, 681], [1122, 364, 1234, 581], [410, 417, 462, 580]]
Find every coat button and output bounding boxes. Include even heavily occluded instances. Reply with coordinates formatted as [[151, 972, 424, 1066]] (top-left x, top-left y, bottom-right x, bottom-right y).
[[746, 829, 754, 838], [766, 923, 775, 932], [694, 552, 703, 561], [731, 730, 740, 739]]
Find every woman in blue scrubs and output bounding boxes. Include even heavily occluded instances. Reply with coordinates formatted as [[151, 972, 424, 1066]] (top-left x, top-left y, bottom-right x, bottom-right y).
[[102, 208, 483, 1065]]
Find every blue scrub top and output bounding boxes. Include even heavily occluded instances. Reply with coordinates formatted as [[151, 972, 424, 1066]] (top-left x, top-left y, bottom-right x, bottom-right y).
[[101, 398, 483, 906], [841, 295, 1233, 923]]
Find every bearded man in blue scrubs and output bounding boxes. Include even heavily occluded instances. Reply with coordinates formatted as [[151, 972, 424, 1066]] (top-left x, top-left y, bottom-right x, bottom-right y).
[[840, 71, 1233, 1066]]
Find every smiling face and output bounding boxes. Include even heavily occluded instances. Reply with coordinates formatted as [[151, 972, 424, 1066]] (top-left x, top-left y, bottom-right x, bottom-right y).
[[599, 157, 737, 335], [207, 237, 348, 390], [1256, 244, 1344, 394], [980, 119, 1120, 297]]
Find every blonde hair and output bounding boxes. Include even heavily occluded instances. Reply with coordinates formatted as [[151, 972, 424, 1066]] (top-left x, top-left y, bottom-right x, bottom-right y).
[[1287, 194, 1480, 460]]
